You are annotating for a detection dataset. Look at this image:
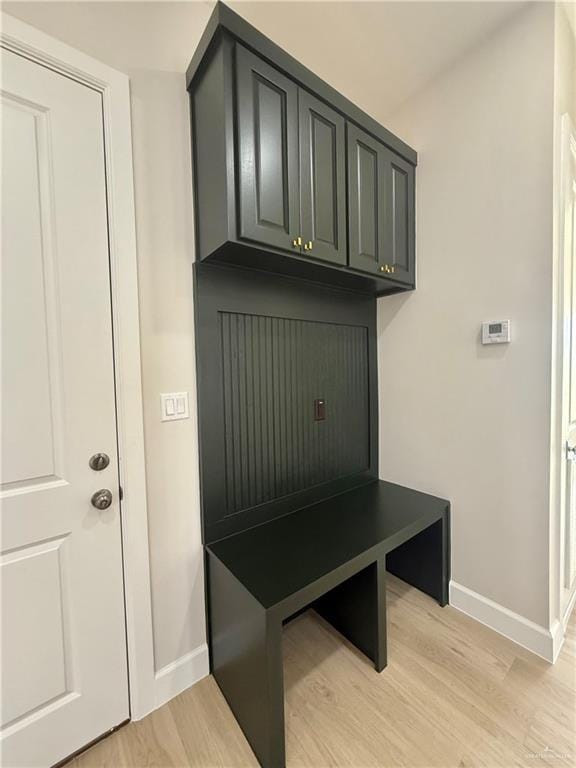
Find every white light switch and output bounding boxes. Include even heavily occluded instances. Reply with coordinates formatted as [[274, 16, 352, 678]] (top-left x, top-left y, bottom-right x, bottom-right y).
[[161, 392, 189, 422]]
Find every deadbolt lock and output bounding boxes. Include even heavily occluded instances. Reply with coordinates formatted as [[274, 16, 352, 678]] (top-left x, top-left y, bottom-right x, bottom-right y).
[[89, 453, 110, 471]]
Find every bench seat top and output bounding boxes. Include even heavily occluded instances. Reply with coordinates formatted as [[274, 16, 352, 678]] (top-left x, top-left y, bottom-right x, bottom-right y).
[[207, 480, 449, 610]]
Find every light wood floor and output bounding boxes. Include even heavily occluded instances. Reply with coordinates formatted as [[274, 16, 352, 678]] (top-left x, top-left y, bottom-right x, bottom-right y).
[[71, 575, 575, 767]]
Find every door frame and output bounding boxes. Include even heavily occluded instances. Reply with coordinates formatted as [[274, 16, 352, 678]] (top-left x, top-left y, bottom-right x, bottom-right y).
[[550, 111, 576, 658], [1, 13, 157, 719]]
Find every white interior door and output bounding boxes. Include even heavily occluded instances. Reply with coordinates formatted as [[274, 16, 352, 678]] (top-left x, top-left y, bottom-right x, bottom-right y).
[[560, 115, 576, 607], [1, 48, 129, 767]]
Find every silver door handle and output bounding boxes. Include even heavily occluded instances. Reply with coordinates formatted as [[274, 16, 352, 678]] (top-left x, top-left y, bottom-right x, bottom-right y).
[[91, 489, 113, 510]]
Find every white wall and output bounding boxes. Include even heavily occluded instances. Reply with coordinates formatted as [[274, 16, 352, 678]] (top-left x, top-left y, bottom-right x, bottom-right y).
[[379, 2, 555, 628]]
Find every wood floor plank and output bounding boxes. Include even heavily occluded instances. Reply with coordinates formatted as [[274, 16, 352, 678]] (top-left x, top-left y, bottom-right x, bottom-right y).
[[70, 705, 188, 768], [68, 579, 576, 768], [523, 706, 576, 765], [169, 676, 258, 767], [118, 704, 189, 767], [70, 728, 128, 768]]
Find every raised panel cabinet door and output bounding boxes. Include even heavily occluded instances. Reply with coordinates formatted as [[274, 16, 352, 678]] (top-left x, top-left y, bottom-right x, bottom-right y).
[[299, 91, 346, 265], [347, 124, 388, 275], [386, 150, 415, 284], [236, 44, 300, 253]]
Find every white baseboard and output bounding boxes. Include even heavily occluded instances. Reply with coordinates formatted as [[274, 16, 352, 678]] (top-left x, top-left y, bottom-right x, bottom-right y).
[[550, 619, 565, 663], [449, 581, 555, 662], [148, 584, 563, 714], [153, 643, 210, 710]]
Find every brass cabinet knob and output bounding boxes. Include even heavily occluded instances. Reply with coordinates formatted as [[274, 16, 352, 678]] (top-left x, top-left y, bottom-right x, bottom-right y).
[[292, 236, 302, 248], [379, 265, 386, 272], [390, 265, 396, 274], [380, 264, 392, 273], [303, 241, 313, 251]]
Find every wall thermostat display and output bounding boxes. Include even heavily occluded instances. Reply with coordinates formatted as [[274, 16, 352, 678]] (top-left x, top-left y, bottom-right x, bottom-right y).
[[481, 320, 511, 345]]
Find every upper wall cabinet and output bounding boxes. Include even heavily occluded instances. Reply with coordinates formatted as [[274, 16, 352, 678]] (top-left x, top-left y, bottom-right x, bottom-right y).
[[187, 2, 417, 296], [236, 46, 346, 265], [236, 46, 300, 253], [348, 125, 415, 284], [299, 91, 347, 265]]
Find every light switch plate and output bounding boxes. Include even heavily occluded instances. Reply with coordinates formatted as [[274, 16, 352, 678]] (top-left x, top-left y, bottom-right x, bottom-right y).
[[160, 392, 189, 422]]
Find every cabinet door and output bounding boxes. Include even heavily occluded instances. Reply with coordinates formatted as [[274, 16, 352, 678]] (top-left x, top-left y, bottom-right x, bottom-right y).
[[386, 151, 415, 284], [236, 45, 300, 253], [299, 91, 346, 265], [348, 125, 416, 284], [347, 124, 387, 275]]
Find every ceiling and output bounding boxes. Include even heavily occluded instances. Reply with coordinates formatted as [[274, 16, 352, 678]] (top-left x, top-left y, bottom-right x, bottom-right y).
[[3, 1, 527, 117]]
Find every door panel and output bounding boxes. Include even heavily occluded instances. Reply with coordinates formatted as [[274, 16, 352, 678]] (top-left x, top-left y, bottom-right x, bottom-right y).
[[236, 44, 300, 252], [1, 95, 65, 488], [2, 536, 70, 727], [1, 49, 128, 767], [347, 124, 387, 275], [299, 91, 346, 264], [388, 152, 415, 284]]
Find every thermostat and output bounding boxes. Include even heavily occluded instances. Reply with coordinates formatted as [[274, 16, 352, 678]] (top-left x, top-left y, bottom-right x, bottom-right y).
[[481, 320, 511, 344]]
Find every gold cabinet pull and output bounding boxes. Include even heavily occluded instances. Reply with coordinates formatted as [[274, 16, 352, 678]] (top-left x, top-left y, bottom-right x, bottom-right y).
[[303, 240, 313, 251], [292, 236, 302, 248], [380, 264, 392, 273]]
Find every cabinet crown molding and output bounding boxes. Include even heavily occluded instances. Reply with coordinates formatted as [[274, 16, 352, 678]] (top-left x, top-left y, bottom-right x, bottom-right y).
[[186, 1, 417, 166]]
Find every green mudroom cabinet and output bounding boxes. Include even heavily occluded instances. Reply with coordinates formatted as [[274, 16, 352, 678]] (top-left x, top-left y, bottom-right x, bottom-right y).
[[187, 3, 416, 296], [186, 9, 446, 768]]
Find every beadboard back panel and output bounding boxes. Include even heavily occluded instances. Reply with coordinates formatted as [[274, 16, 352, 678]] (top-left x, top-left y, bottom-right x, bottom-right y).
[[220, 313, 369, 516], [195, 264, 378, 543]]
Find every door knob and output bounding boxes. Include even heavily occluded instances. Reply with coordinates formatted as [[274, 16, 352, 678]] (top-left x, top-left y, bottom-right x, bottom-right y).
[[89, 453, 110, 471], [91, 489, 113, 510], [567, 444, 576, 462]]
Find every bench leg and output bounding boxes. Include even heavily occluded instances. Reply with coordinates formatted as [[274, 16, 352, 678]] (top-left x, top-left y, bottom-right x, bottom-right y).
[[207, 553, 285, 768], [386, 506, 450, 606], [313, 558, 387, 672]]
